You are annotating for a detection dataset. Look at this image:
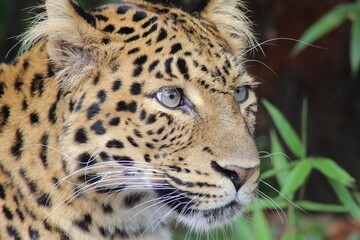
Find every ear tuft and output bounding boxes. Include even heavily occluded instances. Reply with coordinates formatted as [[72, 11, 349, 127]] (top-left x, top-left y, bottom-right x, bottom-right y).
[[21, 0, 101, 87], [200, 0, 256, 55]]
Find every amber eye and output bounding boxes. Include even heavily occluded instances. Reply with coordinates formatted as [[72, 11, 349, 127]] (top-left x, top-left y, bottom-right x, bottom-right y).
[[235, 86, 249, 104], [156, 88, 182, 108]]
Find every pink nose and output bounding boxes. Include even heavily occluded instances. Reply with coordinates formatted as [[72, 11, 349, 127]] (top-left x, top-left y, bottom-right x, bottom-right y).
[[211, 161, 258, 191], [223, 165, 258, 191]]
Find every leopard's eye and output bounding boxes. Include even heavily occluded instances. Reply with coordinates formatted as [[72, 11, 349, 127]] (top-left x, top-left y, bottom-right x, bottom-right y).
[[235, 86, 249, 104], [156, 88, 182, 108]]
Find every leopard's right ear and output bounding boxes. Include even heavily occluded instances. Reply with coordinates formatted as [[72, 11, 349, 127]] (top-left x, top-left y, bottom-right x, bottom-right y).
[[193, 0, 256, 55], [22, 0, 102, 87]]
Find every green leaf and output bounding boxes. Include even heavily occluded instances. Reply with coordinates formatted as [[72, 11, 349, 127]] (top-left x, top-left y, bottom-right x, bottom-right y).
[[281, 160, 312, 196], [295, 200, 348, 212], [328, 179, 360, 221], [262, 100, 304, 158], [312, 158, 355, 183], [261, 164, 293, 180], [350, 9, 360, 76], [292, 3, 356, 55], [245, 198, 287, 211], [253, 208, 272, 240], [281, 233, 307, 240], [270, 130, 289, 187], [235, 217, 254, 240]]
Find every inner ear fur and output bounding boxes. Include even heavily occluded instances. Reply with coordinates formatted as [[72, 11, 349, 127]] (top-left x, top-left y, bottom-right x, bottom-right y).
[[22, 0, 102, 87], [199, 0, 256, 55]]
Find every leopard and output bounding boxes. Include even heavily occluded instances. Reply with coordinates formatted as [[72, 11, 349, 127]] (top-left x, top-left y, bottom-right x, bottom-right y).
[[0, 0, 260, 239]]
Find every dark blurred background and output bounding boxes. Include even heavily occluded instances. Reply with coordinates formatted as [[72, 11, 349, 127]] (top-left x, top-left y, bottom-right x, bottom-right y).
[[1, 0, 359, 203]]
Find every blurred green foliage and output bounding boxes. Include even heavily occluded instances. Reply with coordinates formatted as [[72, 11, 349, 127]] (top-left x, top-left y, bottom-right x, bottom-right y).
[[293, 1, 360, 77]]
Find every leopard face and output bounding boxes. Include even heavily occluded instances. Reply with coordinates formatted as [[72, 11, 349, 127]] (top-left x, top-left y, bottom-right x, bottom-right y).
[[0, 0, 260, 239]]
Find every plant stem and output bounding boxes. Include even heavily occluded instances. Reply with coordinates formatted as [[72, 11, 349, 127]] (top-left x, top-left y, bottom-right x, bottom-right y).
[[301, 99, 308, 158]]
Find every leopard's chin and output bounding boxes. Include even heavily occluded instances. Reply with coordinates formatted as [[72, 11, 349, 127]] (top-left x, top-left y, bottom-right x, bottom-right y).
[[176, 201, 244, 231]]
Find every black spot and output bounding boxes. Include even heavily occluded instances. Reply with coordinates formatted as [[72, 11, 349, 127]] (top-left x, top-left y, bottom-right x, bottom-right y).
[[130, 83, 142, 95], [78, 152, 95, 167], [99, 226, 110, 237], [146, 114, 157, 124], [23, 59, 30, 70], [101, 204, 113, 214], [69, 0, 96, 26], [118, 27, 135, 35], [127, 136, 139, 147], [22, 99, 28, 111], [113, 155, 134, 166], [0, 183, 5, 199], [125, 35, 140, 42], [6, 225, 21, 240], [96, 185, 126, 194], [28, 226, 40, 240], [156, 28, 167, 42], [16, 209, 25, 222], [144, 154, 151, 162], [115, 228, 129, 238], [165, 57, 173, 75], [37, 193, 52, 207], [140, 110, 147, 121], [48, 102, 57, 124], [112, 80, 122, 91], [116, 101, 137, 113], [123, 192, 146, 208], [102, 38, 110, 44], [133, 129, 143, 138], [109, 117, 120, 126], [117, 5, 131, 14], [0, 82, 6, 97], [142, 23, 158, 38], [30, 74, 44, 97], [134, 55, 148, 65], [149, 60, 159, 72], [146, 143, 154, 149], [128, 101, 137, 113], [75, 128, 88, 144], [156, 72, 163, 80], [3, 205, 13, 220], [91, 120, 107, 135], [11, 129, 23, 159], [157, 127, 165, 135], [133, 11, 147, 22], [95, 14, 108, 21], [30, 112, 39, 124], [170, 43, 182, 54], [14, 78, 23, 91], [40, 134, 49, 168], [128, 47, 140, 55], [103, 24, 115, 33], [99, 152, 110, 161], [1, 105, 10, 129], [142, 16, 158, 28], [177, 58, 189, 80], [93, 74, 100, 85], [106, 140, 124, 149], [97, 90, 107, 103], [75, 94, 86, 112], [133, 66, 143, 77], [74, 214, 92, 232], [155, 47, 163, 53], [87, 104, 100, 120]]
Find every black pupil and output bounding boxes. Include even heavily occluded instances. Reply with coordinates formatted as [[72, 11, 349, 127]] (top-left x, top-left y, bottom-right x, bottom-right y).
[[169, 92, 176, 99]]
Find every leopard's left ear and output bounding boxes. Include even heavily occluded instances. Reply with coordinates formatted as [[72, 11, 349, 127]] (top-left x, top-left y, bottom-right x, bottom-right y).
[[195, 0, 256, 55]]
